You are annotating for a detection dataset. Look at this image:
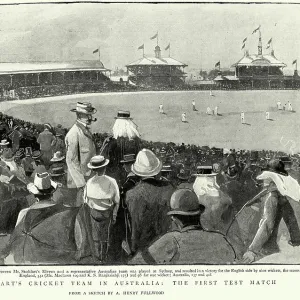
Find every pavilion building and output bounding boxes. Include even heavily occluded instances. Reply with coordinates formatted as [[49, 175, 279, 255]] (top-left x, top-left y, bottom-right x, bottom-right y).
[[126, 45, 187, 88], [216, 30, 288, 89]]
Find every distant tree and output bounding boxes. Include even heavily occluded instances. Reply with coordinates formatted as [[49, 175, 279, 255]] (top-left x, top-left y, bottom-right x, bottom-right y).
[[199, 70, 208, 80]]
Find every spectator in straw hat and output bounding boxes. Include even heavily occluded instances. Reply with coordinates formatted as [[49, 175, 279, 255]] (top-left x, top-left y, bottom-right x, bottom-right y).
[[82, 155, 120, 262], [50, 151, 65, 168], [0, 139, 10, 155], [125, 149, 175, 253], [1, 172, 86, 265], [65, 102, 97, 205], [37, 123, 55, 169], [130, 188, 236, 264]]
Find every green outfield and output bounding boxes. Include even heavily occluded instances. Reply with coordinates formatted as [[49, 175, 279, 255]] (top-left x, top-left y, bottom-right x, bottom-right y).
[[1, 90, 300, 152]]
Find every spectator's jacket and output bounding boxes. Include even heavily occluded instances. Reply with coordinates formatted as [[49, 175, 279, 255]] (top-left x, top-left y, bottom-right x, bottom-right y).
[[125, 177, 174, 253], [37, 129, 55, 152], [65, 121, 96, 188], [130, 225, 236, 264]]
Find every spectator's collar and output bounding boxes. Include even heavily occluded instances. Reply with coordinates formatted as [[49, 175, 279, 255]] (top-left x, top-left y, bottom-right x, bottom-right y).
[[76, 119, 90, 129]]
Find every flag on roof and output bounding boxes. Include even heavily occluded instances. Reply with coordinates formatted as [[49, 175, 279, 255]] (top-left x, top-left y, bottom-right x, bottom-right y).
[[93, 48, 99, 54], [165, 43, 170, 51], [215, 61, 220, 68], [242, 37, 247, 43], [138, 44, 144, 50], [266, 38, 272, 49], [150, 32, 158, 40], [292, 59, 297, 65], [252, 25, 261, 34]]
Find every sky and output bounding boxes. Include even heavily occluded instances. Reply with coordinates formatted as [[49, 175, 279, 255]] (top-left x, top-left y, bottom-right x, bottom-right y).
[[0, 2, 300, 72]]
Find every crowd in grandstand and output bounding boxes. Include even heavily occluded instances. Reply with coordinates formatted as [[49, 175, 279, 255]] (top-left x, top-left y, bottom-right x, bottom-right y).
[[0, 103, 300, 265]]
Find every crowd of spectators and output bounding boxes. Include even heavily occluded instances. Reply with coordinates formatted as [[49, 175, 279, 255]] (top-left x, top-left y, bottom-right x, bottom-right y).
[[1, 111, 300, 264]]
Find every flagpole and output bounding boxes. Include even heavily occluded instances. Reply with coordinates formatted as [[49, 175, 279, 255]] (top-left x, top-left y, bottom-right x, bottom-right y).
[[99, 45, 100, 62], [169, 43, 171, 57], [143, 46, 144, 58], [157, 32, 158, 46]]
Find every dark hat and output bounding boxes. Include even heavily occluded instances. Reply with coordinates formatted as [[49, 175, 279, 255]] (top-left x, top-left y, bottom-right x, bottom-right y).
[[120, 154, 136, 164], [32, 150, 42, 160], [161, 165, 172, 173], [177, 168, 189, 180], [264, 159, 288, 176], [192, 165, 217, 177], [114, 110, 132, 119], [167, 188, 205, 216], [50, 166, 65, 177]]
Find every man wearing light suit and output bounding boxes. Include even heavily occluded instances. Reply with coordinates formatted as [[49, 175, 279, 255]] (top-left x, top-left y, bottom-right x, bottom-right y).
[[65, 102, 97, 206]]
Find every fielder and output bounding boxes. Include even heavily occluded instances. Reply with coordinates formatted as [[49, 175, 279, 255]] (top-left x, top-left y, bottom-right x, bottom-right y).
[[159, 104, 164, 114], [241, 112, 245, 124]]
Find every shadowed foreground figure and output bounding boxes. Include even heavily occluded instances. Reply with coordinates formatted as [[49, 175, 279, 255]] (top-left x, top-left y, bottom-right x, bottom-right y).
[[0, 173, 85, 265], [243, 159, 300, 263], [130, 188, 236, 264], [125, 149, 174, 254]]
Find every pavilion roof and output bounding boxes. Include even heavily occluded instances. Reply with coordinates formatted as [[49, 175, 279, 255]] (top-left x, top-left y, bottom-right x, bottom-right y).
[[0, 60, 109, 75], [126, 56, 187, 67], [232, 53, 286, 68]]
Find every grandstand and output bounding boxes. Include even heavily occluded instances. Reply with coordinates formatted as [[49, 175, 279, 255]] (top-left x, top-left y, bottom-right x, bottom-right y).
[[0, 60, 112, 99]]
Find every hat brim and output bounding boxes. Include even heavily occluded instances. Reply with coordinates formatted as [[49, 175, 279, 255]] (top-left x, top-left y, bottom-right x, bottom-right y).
[[120, 159, 135, 164], [50, 172, 65, 177], [114, 117, 133, 120], [131, 160, 162, 177], [167, 209, 202, 216], [87, 159, 110, 169], [50, 157, 65, 162], [191, 173, 218, 177], [32, 155, 42, 160], [70, 108, 97, 114], [177, 175, 189, 180], [27, 181, 58, 195]]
